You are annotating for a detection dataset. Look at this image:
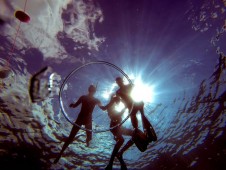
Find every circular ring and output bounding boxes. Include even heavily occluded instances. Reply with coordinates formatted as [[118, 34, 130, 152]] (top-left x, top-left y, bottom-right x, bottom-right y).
[[59, 61, 133, 133]]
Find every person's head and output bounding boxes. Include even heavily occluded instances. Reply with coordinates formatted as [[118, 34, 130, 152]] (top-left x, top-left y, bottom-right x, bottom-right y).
[[88, 85, 96, 95], [115, 77, 124, 87]]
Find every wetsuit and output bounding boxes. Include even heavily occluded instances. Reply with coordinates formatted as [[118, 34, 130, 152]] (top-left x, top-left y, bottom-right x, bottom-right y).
[[54, 94, 101, 164], [103, 96, 133, 170], [69, 95, 101, 143], [104, 97, 133, 141], [116, 84, 157, 142], [116, 84, 145, 129]]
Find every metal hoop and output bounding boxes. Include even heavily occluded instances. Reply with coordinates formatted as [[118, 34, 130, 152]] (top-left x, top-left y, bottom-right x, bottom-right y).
[[59, 61, 133, 133]]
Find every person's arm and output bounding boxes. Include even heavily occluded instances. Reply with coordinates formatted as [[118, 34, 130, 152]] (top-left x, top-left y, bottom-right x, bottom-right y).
[[99, 97, 116, 111], [97, 99, 107, 110], [69, 96, 83, 108]]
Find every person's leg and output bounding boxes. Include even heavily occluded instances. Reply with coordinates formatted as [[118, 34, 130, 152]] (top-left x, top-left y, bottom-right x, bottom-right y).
[[105, 135, 124, 170], [139, 103, 149, 131], [120, 127, 133, 137], [85, 122, 92, 147], [54, 123, 81, 163], [105, 122, 125, 169], [116, 139, 134, 170], [117, 139, 134, 157], [130, 106, 139, 129]]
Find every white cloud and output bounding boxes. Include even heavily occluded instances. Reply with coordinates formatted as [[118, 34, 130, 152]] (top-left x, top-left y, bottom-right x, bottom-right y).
[[0, 0, 105, 61]]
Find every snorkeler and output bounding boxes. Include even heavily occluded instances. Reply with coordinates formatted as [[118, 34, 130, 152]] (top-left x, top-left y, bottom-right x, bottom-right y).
[[112, 77, 157, 169], [101, 95, 133, 170], [54, 85, 103, 164], [115, 77, 157, 142]]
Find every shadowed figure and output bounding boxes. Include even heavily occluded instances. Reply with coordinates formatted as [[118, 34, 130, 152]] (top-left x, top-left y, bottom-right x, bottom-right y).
[[101, 95, 133, 170], [115, 77, 157, 141], [54, 85, 103, 164], [113, 77, 157, 169]]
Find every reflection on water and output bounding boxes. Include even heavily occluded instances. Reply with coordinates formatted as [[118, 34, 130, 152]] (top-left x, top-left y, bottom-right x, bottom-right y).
[[0, 54, 225, 169], [0, 0, 225, 169]]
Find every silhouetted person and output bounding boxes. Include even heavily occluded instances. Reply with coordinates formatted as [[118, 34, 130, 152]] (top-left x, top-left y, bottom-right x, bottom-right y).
[[115, 77, 157, 142], [102, 95, 133, 170], [113, 77, 157, 169], [54, 85, 102, 164]]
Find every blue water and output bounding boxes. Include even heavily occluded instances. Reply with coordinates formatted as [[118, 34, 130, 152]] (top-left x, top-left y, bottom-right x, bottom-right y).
[[0, 0, 225, 169]]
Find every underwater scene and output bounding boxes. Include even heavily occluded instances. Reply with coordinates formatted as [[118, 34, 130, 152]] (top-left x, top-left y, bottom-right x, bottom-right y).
[[0, 0, 225, 170]]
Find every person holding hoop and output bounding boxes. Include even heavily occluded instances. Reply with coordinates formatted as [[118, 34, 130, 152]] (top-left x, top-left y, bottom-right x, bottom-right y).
[[54, 85, 103, 164], [114, 77, 157, 168], [101, 94, 133, 170]]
